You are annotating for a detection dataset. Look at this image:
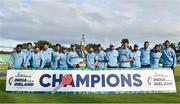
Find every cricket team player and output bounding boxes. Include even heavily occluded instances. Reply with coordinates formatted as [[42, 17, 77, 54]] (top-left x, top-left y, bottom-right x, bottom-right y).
[[9, 44, 26, 69], [22, 43, 33, 68], [41, 43, 53, 68], [131, 44, 141, 69], [51, 44, 61, 69], [140, 41, 151, 68], [95, 44, 106, 69], [106, 44, 119, 68], [86, 47, 96, 69], [150, 45, 162, 69], [118, 40, 133, 68], [67, 44, 80, 68], [59, 47, 68, 68], [25, 46, 44, 69], [162, 40, 176, 71]]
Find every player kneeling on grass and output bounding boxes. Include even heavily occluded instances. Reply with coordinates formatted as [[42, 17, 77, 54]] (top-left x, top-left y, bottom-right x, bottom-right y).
[[9, 44, 26, 69], [106, 44, 119, 68], [86, 47, 96, 69], [150, 44, 162, 69], [162, 40, 176, 72], [131, 44, 141, 69], [51, 44, 61, 69], [67, 44, 80, 69], [41, 43, 53, 69], [25, 46, 44, 69], [118, 40, 133, 68], [95, 44, 106, 70]]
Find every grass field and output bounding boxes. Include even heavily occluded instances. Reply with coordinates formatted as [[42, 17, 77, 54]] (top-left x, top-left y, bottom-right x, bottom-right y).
[[0, 63, 8, 70], [0, 65, 180, 103]]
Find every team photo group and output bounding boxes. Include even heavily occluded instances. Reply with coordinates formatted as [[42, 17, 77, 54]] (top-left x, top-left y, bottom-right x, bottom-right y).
[[9, 40, 176, 71]]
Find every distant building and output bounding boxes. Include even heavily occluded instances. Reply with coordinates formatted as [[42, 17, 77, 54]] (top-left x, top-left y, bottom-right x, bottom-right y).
[[80, 34, 86, 46]]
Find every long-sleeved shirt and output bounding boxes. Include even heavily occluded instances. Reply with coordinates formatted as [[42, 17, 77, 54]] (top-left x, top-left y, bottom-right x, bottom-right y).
[[51, 51, 61, 69], [161, 47, 176, 68], [67, 51, 79, 66], [106, 50, 119, 67], [118, 48, 132, 68], [95, 50, 106, 69], [41, 48, 53, 66], [26, 52, 44, 68], [150, 51, 162, 69], [59, 52, 68, 68], [140, 48, 151, 65], [131, 50, 141, 68], [22, 49, 33, 66], [9, 51, 26, 68], [86, 52, 96, 68]]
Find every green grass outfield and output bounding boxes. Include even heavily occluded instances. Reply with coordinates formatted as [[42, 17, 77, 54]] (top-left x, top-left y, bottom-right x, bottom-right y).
[[0, 65, 180, 103], [0, 63, 8, 70]]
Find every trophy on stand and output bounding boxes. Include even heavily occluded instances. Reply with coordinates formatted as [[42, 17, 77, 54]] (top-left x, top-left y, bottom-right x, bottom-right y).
[[78, 34, 87, 67]]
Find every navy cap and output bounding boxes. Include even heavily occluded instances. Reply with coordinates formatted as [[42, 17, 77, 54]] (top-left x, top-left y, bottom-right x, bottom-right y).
[[134, 44, 139, 47], [97, 44, 102, 47], [110, 43, 115, 47], [71, 43, 76, 47]]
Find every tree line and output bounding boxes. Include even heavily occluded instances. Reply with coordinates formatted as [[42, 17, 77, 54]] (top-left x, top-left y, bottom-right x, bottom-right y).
[[0, 39, 180, 54]]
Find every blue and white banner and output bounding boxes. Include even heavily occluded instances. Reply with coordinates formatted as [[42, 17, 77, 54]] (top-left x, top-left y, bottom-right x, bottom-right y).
[[6, 69, 176, 93]]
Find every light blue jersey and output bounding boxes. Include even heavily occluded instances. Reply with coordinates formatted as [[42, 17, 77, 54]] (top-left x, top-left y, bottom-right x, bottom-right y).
[[118, 48, 132, 68], [162, 47, 176, 68], [41, 48, 53, 66], [67, 51, 79, 67], [9, 51, 26, 68], [86, 52, 96, 68], [51, 51, 61, 69], [22, 49, 33, 66], [150, 51, 162, 69], [140, 48, 151, 65], [26, 52, 44, 69], [131, 50, 141, 68], [106, 50, 118, 67], [59, 52, 68, 68], [95, 50, 106, 69]]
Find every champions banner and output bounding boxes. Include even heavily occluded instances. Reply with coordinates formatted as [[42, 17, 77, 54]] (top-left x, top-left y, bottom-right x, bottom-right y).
[[6, 69, 176, 94]]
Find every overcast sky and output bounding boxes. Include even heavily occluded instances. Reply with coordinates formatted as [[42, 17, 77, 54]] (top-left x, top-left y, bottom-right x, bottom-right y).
[[0, 0, 180, 50]]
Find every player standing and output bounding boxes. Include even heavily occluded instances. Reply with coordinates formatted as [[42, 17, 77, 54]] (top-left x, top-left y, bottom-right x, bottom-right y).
[[150, 44, 162, 69], [9, 44, 26, 69], [67, 44, 80, 69], [22, 42, 33, 69], [25, 46, 44, 69], [52, 44, 61, 69], [131, 44, 141, 69], [106, 44, 119, 68], [41, 43, 53, 69], [86, 47, 96, 69], [59, 46, 68, 69], [95, 44, 106, 70], [162, 40, 176, 72], [140, 41, 151, 68], [118, 40, 133, 68]]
